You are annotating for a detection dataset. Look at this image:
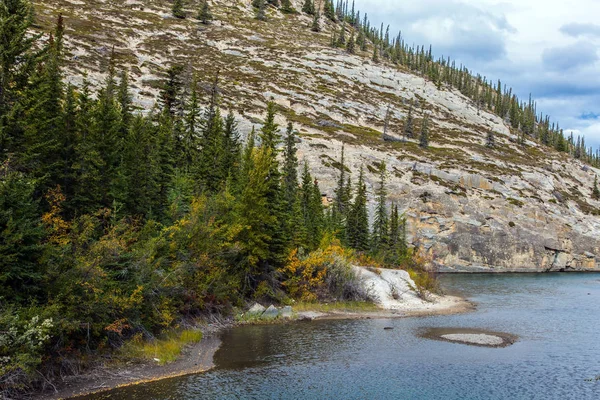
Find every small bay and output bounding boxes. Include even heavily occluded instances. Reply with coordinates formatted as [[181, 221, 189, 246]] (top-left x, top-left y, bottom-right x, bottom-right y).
[[79, 273, 600, 400]]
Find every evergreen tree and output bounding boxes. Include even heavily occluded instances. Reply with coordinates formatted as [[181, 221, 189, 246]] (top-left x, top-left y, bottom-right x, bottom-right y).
[[0, 163, 44, 303], [222, 112, 241, 183], [333, 145, 351, 241], [282, 122, 299, 209], [122, 115, 161, 217], [346, 29, 355, 54], [486, 130, 495, 148], [183, 76, 201, 171], [172, 0, 186, 19], [298, 162, 324, 250], [419, 114, 429, 148], [196, 0, 213, 24], [347, 166, 369, 251], [371, 162, 389, 251], [337, 22, 346, 46], [311, 10, 321, 32], [302, 0, 315, 15], [324, 0, 336, 21], [258, 102, 286, 266], [593, 176, 600, 200], [372, 46, 379, 63], [403, 103, 414, 139], [0, 0, 43, 157], [255, 0, 267, 20], [281, 0, 295, 14]]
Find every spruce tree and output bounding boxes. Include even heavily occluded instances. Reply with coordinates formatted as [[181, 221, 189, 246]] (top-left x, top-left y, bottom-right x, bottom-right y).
[[333, 145, 351, 241], [172, 0, 186, 19], [347, 166, 369, 251], [0, 164, 44, 303], [196, 0, 213, 24], [372, 162, 389, 251], [259, 102, 286, 266], [0, 0, 43, 156], [222, 112, 241, 182], [419, 114, 429, 148], [593, 176, 600, 200], [282, 122, 299, 209], [302, 0, 315, 15]]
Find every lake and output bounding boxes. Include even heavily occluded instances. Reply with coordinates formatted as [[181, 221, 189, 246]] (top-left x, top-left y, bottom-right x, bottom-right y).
[[78, 273, 600, 399]]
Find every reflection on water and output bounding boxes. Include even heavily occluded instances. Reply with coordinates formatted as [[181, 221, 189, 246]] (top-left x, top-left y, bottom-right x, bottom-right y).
[[78, 273, 600, 400]]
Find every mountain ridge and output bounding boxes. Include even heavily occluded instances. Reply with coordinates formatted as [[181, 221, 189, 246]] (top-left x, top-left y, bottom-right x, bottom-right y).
[[34, 0, 600, 272]]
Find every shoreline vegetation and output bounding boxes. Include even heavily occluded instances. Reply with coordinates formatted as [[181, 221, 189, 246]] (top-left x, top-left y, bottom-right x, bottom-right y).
[[40, 290, 473, 400]]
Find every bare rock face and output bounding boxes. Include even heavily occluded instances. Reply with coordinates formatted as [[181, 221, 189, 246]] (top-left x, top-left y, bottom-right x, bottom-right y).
[[33, 0, 600, 272]]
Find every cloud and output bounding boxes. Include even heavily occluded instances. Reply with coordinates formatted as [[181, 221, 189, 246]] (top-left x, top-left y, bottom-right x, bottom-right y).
[[560, 23, 600, 38], [356, 1, 515, 63], [353, 0, 600, 148], [541, 41, 598, 71]]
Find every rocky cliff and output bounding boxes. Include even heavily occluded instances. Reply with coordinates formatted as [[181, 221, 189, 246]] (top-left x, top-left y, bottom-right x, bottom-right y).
[[35, 0, 600, 272]]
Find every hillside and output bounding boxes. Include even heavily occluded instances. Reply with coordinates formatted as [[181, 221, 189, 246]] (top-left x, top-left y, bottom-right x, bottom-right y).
[[33, 0, 600, 272]]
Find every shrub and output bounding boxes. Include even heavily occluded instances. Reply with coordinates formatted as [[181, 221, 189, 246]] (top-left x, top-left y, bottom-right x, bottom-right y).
[[279, 240, 371, 302], [0, 307, 54, 395]]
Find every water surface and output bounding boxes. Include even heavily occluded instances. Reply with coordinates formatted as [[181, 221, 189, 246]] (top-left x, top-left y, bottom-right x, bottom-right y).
[[81, 273, 600, 399]]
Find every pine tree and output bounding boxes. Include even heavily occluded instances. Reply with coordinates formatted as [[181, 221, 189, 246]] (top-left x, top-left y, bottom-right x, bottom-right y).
[[302, 0, 315, 15], [419, 114, 429, 148], [593, 176, 600, 200], [372, 162, 389, 251], [196, 0, 213, 24], [172, 0, 186, 19], [347, 166, 369, 251]]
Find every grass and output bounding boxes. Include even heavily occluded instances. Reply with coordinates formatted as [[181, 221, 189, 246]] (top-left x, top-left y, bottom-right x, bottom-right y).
[[120, 329, 203, 365], [291, 301, 379, 313]]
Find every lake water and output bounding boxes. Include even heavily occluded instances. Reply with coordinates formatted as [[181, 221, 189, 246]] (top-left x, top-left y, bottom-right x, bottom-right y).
[[79, 273, 600, 399]]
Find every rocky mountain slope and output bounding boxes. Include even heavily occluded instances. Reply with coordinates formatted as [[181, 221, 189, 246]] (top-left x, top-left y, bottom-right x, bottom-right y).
[[34, 0, 600, 272]]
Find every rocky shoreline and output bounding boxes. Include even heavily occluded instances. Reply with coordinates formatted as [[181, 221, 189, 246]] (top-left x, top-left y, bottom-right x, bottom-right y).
[[38, 267, 473, 400]]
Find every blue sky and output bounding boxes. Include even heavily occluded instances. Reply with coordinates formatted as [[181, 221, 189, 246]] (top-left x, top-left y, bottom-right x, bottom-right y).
[[355, 0, 600, 148]]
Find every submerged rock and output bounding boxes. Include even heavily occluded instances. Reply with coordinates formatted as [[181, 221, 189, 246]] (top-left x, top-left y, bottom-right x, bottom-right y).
[[420, 327, 517, 348]]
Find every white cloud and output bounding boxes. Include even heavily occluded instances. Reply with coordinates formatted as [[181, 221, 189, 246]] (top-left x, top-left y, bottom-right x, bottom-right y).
[[354, 0, 600, 147]]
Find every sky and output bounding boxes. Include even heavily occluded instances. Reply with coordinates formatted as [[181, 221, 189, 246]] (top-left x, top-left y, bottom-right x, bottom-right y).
[[355, 0, 600, 148]]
